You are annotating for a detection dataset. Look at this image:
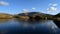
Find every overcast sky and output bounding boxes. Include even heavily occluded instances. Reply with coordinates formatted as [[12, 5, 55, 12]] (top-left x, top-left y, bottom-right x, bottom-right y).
[[0, 0, 60, 15]]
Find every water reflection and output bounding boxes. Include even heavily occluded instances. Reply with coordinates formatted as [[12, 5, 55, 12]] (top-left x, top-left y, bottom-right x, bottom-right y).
[[0, 19, 59, 34], [0, 19, 11, 23], [16, 19, 59, 34]]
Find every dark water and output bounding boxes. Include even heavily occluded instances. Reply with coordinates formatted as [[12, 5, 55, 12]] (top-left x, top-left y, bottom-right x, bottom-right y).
[[0, 19, 60, 34]]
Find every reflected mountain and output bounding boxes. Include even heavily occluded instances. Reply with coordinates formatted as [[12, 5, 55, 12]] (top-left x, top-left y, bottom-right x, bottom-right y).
[[16, 18, 50, 25]]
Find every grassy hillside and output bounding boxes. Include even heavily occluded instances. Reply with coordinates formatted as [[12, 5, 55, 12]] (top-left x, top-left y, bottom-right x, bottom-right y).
[[0, 13, 14, 19]]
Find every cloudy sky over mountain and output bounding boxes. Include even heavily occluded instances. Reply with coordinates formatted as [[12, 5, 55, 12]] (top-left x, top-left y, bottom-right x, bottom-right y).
[[0, 0, 60, 15]]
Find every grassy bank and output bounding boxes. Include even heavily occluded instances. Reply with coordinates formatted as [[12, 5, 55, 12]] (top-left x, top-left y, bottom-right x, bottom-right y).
[[0, 13, 14, 19]]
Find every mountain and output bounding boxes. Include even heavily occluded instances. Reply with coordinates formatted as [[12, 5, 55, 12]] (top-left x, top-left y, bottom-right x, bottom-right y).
[[18, 12, 53, 16], [54, 13, 60, 17], [15, 12, 54, 20]]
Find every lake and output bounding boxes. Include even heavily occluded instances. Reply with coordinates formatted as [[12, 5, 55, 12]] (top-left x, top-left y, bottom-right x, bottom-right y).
[[0, 19, 60, 34]]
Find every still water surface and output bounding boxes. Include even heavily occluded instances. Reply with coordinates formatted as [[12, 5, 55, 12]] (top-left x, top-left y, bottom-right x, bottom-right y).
[[0, 19, 60, 34]]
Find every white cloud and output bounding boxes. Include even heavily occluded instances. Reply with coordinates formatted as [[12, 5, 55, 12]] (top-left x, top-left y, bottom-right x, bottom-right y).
[[22, 9, 29, 13], [49, 3, 58, 6], [32, 8, 36, 10], [0, 1, 9, 6], [47, 7, 57, 11]]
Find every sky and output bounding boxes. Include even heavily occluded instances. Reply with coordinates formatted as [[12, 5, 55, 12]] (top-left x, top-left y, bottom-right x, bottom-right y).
[[0, 0, 60, 15]]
